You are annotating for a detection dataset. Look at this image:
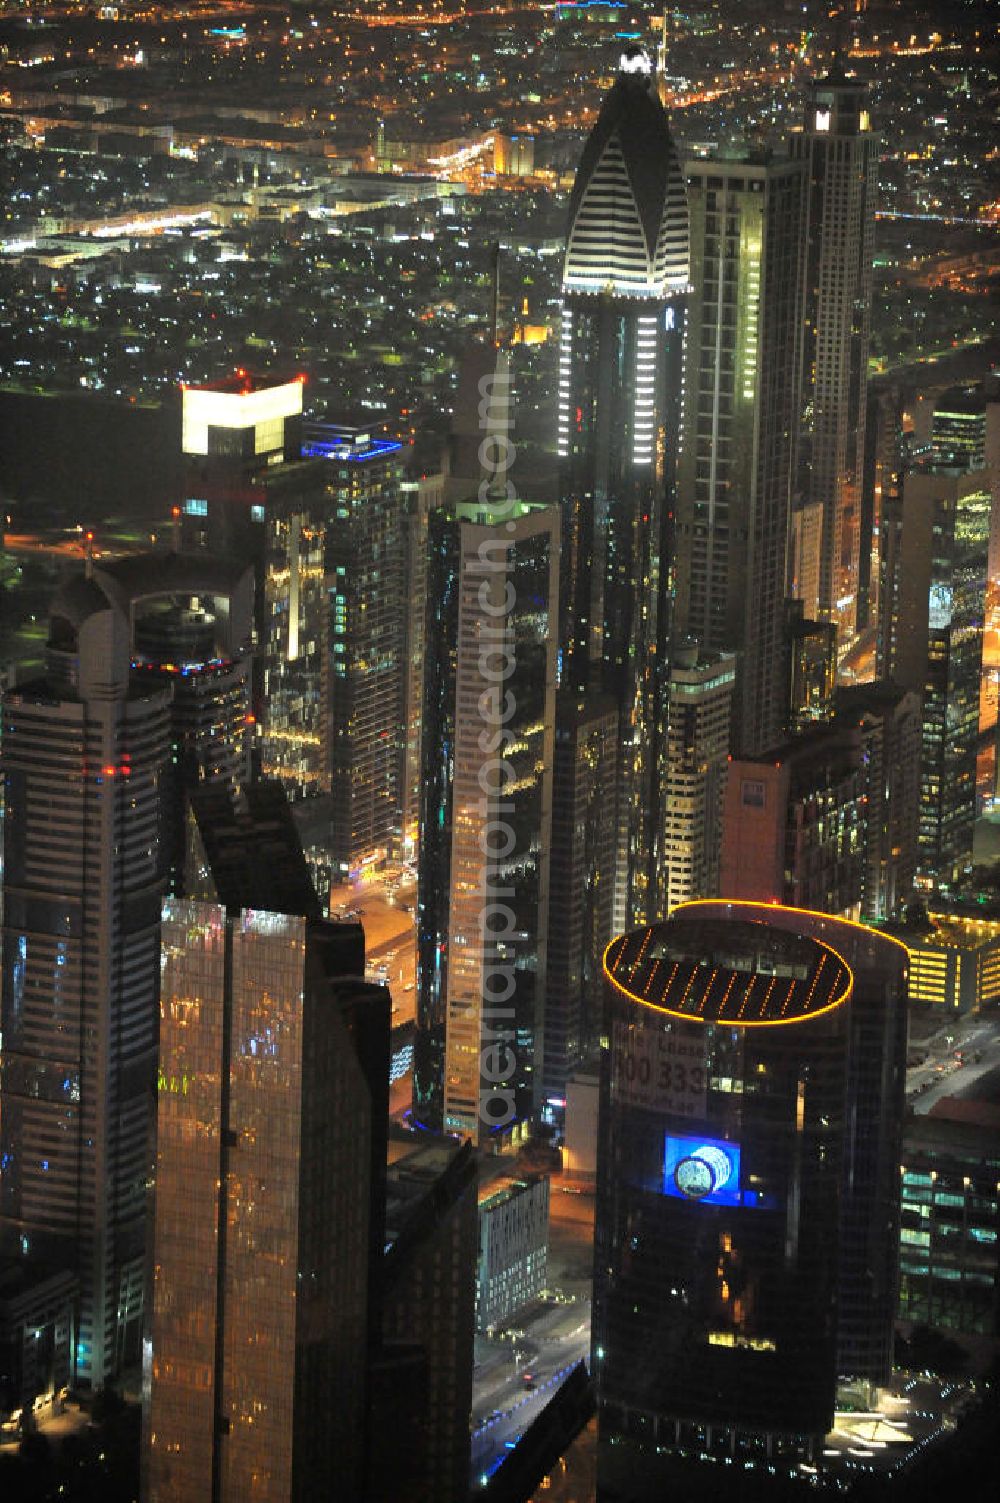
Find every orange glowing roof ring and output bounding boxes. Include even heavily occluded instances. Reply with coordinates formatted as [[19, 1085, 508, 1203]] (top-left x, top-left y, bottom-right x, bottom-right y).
[[601, 924, 854, 1029]]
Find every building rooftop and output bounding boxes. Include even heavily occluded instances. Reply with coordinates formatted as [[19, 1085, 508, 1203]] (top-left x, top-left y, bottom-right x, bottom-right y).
[[884, 911, 1000, 952], [189, 780, 322, 920], [477, 1174, 546, 1213], [604, 916, 852, 1026], [383, 1129, 475, 1274], [183, 369, 304, 397]]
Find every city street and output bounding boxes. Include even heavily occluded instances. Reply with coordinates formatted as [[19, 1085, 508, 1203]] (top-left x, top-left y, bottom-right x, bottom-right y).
[[330, 875, 417, 1025], [471, 1298, 591, 1487], [905, 1014, 1000, 1113], [470, 1173, 595, 1485]]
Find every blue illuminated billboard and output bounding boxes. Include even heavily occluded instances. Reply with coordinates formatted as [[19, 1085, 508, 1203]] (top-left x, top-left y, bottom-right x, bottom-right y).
[[664, 1134, 741, 1207]]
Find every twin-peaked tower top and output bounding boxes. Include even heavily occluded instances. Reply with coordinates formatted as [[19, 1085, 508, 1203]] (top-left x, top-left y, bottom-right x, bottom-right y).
[[563, 46, 688, 299]]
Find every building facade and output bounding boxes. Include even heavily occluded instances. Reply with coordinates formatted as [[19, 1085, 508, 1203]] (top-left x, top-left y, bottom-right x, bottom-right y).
[[476, 1175, 550, 1333], [894, 911, 1000, 1014], [92, 551, 255, 892], [681, 901, 909, 1391], [399, 470, 445, 864], [835, 682, 922, 921], [145, 800, 386, 1502], [543, 689, 618, 1101], [558, 45, 688, 928], [721, 726, 866, 918], [381, 1133, 477, 1503], [305, 424, 407, 881], [594, 903, 906, 1493], [1, 580, 171, 1388], [414, 498, 558, 1143], [595, 914, 853, 1480], [894, 466, 989, 886], [181, 377, 410, 880], [676, 152, 806, 755], [662, 644, 735, 912], [791, 68, 876, 648], [898, 1111, 1000, 1347]]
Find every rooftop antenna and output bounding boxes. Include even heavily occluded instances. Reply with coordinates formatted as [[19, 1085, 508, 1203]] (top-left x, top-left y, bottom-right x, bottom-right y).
[[657, 7, 670, 106]]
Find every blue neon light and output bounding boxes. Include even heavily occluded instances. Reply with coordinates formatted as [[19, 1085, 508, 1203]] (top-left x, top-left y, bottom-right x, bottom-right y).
[[664, 1133, 742, 1207], [301, 440, 403, 462]]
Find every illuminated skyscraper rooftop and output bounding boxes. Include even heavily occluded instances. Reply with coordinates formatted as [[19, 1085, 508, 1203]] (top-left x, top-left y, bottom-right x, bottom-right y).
[[604, 915, 852, 1026], [563, 46, 688, 297], [593, 902, 909, 1496]]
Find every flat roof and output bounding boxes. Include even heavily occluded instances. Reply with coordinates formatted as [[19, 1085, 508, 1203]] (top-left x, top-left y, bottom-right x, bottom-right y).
[[478, 1174, 546, 1212], [916, 912, 1000, 951], [603, 917, 852, 1027], [183, 370, 302, 396]]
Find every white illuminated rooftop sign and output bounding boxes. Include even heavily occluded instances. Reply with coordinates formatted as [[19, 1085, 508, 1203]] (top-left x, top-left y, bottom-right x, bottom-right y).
[[181, 379, 303, 456], [620, 48, 653, 76]]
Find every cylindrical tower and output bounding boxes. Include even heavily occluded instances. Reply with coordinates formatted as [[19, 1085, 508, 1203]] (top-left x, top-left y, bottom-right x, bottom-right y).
[[594, 913, 854, 1478]]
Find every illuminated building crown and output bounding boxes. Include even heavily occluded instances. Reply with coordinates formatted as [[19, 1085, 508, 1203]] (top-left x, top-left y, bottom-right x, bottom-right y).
[[563, 48, 688, 297]]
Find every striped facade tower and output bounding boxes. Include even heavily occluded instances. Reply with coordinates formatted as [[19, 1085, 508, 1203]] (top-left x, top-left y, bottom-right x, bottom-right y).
[[558, 45, 688, 930]]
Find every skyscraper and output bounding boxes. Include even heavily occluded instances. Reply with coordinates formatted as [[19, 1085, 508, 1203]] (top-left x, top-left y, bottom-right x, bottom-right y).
[[145, 785, 388, 1502], [559, 44, 688, 927], [303, 423, 407, 881], [680, 901, 909, 1393], [544, 688, 618, 1101], [675, 150, 807, 754], [181, 372, 327, 800], [596, 913, 853, 1480], [1, 577, 171, 1388], [791, 66, 877, 648], [661, 643, 735, 912], [181, 374, 410, 882], [862, 384, 904, 648], [93, 551, 255, 891], [413, 496, 558, 1144], [593, 903, 906, 1493], [834, 682, 921, 921], [399, 469, 445, 864], [893, 465, 989, 886], [379, 1132, 477, 1503]]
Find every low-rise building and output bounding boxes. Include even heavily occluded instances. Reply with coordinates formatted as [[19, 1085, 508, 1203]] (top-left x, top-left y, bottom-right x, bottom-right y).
[[0, 1262, 76, 1424], [886, 911, 1000, 1014], [476, 1175, 550, 1332], [898, 1106, 1000, 1352]]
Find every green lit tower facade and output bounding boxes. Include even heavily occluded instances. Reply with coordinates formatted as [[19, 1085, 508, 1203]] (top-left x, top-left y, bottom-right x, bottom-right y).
[[675, 152, 807, 755]]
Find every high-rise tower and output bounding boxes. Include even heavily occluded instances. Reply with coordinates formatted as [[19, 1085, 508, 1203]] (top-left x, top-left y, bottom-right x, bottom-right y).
[[791, 67, 876, 649], [1, 580, 172, 1388], [181, 374, 410, 886], [93, 551, 255, 892], [662, 643, 735, 911], [676, 151, 807, 754], [145, 786, 387, 1501], [893, 466, 989, 886], [413, 495, 558, 1144], [594, 903, 907, 1494], [559, 44, 688, 928]]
